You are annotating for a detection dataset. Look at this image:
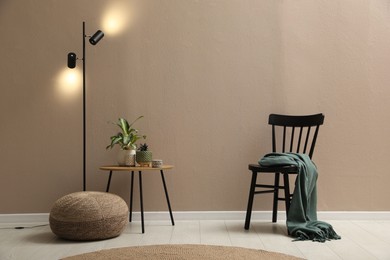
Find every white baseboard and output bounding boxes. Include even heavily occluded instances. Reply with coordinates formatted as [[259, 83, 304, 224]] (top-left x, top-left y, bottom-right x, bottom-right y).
[[1, 211, 389, 224], [128, 211, 390, 221], [0, 213, 49, 224]]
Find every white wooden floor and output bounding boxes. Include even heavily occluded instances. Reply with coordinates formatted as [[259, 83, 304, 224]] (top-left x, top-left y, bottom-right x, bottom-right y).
[[1, 219, 390, 260]]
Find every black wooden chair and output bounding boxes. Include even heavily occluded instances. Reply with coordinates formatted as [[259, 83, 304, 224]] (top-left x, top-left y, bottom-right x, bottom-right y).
[[244, 113, 325, 230]]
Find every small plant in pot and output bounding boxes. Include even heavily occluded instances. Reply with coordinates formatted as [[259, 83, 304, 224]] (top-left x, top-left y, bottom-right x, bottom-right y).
[[106, 116, 146, 166], [136, 143, 153, 167]]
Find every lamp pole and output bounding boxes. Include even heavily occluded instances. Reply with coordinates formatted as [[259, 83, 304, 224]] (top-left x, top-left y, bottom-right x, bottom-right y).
[[82, 21, 86, 191], [67, 22, 103, 192]]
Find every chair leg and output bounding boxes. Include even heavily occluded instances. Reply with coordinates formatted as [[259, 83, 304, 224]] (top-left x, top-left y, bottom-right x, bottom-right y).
[[272, 172, 280, 223], [283, 173, 291, 235], [244, 171, 258, 230], [283, 173, 291, 215]]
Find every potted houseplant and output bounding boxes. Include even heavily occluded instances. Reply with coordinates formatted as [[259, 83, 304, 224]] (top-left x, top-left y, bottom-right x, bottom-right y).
[[136, 143, 153, 167], [106, 116, 146, 166]]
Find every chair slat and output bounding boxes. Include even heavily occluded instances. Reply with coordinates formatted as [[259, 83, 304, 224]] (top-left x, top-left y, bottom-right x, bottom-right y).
[[303, 126, 311, 155], [290, 127, 295, 152], [297, 127, 303, 153], [282, 126, 286, 152], [272, 125, 276, 152], [309, 125, 320, 158]]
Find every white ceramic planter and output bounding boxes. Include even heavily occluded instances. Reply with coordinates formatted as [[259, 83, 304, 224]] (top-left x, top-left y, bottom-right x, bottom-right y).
[[117, 149, 136, 166]]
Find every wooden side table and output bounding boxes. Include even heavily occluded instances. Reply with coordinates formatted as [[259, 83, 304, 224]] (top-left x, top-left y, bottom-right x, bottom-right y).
[[99, 165, 175, 233]]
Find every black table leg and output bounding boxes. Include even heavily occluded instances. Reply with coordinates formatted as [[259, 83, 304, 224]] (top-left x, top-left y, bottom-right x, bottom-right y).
[[160, 170, 175, 226], [129, 171, 134, 222], [139, 171, 145, 233], [106, 171, 113, 192]]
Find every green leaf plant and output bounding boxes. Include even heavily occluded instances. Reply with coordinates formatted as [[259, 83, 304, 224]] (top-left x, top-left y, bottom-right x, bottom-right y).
[[106, 116, 146, 150]]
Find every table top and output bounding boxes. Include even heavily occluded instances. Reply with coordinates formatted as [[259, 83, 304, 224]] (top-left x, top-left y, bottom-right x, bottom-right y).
[[100, 165, 174, 171]]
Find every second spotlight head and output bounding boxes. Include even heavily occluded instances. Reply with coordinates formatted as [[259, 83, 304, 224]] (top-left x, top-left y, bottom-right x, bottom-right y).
[[89, 30, 104, 45]]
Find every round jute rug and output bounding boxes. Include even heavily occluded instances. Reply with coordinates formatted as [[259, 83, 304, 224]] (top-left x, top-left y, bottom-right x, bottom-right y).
[[62, 244, 303, 260]]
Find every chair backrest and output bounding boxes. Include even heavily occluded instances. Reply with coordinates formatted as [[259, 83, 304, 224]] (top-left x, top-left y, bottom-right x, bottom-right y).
[[268, 113, 325, 159]]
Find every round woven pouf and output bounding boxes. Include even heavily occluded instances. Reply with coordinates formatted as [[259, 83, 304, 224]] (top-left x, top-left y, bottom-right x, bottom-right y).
[[50, 191, 128, 241]]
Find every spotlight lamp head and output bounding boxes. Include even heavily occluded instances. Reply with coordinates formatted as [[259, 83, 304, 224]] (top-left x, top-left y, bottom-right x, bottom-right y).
[[89, 30, 104, 45], [67, 52, 77, 68]]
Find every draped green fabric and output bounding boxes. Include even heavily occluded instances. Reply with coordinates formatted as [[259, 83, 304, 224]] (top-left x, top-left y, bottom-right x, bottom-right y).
[[259, 153, 341, 242]]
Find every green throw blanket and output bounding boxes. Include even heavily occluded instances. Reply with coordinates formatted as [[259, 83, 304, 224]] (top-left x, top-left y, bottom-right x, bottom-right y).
[[259, 153, 341, 242]]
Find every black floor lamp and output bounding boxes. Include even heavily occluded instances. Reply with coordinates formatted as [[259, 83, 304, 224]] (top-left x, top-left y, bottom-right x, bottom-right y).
[[67, 21, 104, 191]]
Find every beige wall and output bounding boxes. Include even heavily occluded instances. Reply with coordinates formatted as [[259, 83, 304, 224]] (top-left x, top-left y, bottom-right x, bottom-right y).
[[1, 0, 390, 213]]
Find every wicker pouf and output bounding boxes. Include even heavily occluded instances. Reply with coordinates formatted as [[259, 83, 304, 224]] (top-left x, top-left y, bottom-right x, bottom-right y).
[[49, 191, 128, 241]]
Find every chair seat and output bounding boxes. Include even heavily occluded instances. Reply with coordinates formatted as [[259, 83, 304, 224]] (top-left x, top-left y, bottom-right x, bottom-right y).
[[248, 164, 298, 173]]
